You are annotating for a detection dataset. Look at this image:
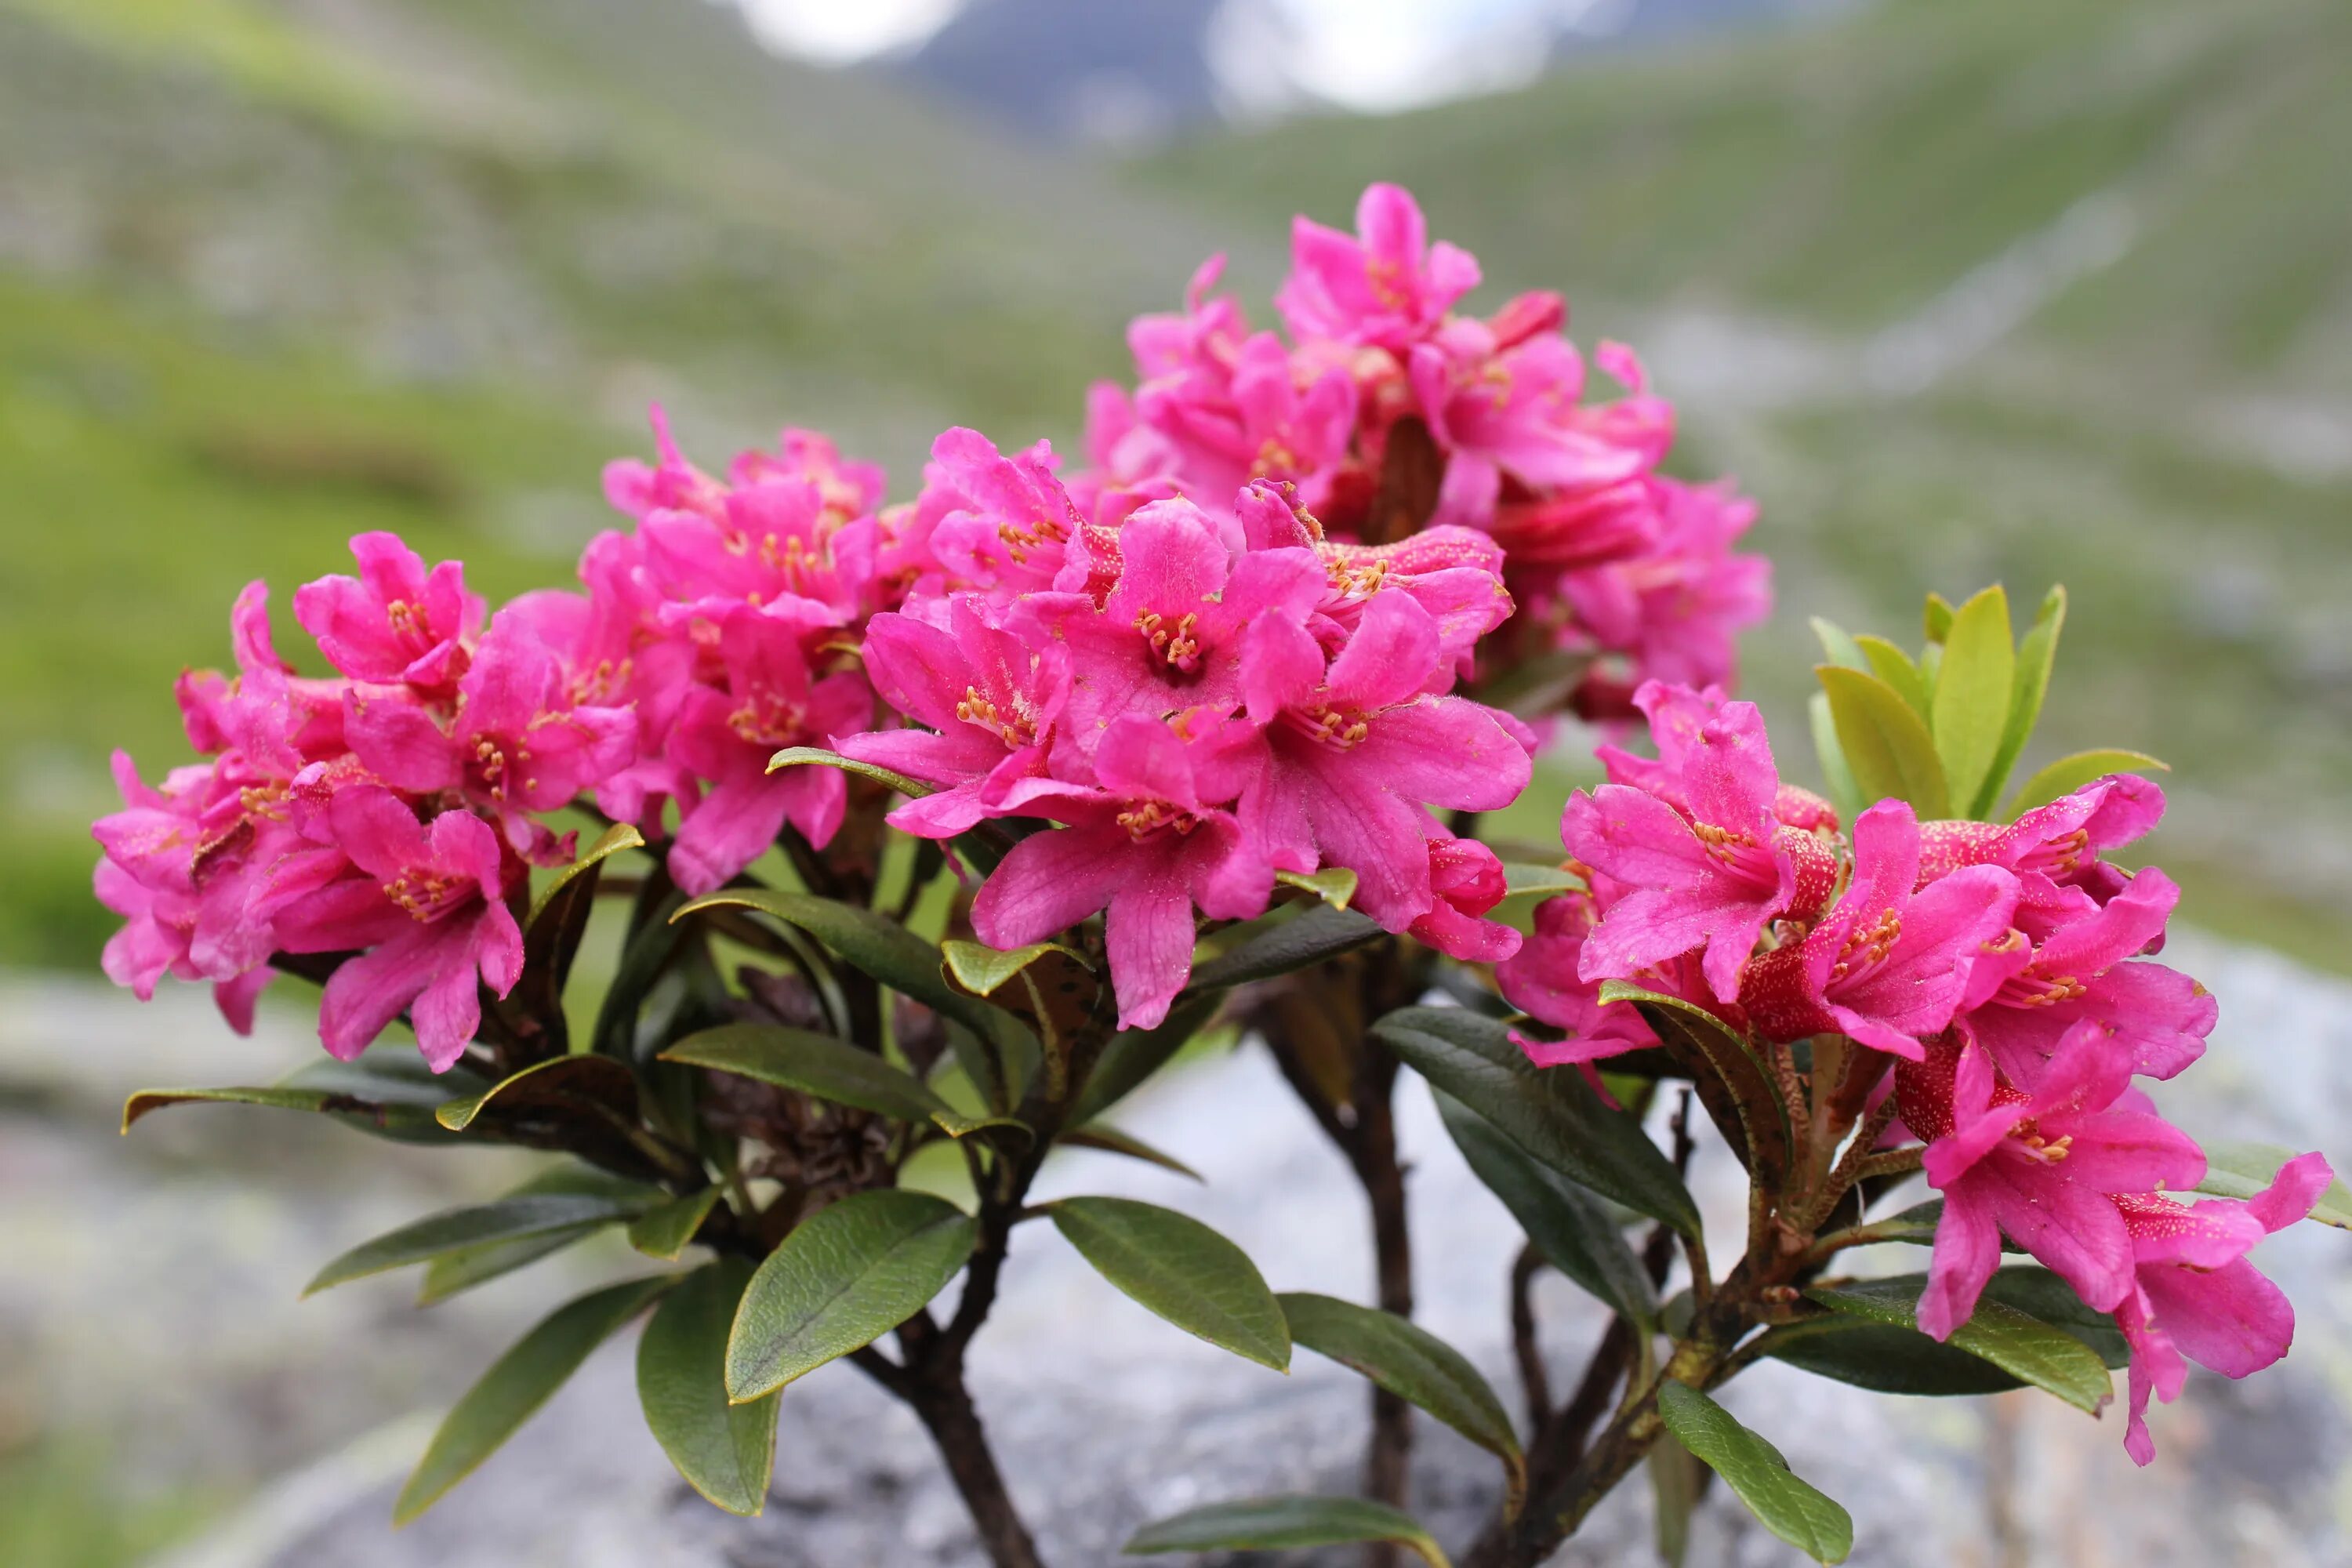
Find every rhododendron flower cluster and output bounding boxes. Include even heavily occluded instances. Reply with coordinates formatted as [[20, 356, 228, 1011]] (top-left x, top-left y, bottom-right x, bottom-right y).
[[1503, 678, 2330, 1464], [1082, 183, 1769, 722]]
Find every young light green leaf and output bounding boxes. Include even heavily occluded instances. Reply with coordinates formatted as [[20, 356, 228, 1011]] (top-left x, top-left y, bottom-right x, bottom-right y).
[[1817, 665, 1951, 817], [1058, 1123, 1205, 1182], [1123, 1496, 1447, 1565], [1922, 592, 1957, 644], [662, 1022, 956, 1128], [1597, 982, 1789, 1185], [628, 1187, 725, 1261], [525, 821, 647, 931], [1374, 1007, 1700, 1239], [941, 938, 1091, 998], [766, 745, 935, 799], [395, 1275, 674, 1524], [1655, 1382, 1853, 1565], [1276, 866, 1360, 909], [1048, 1197, 1290, 1371], [1809, 691, 1863, 826], [1433, 1090, 1654, 1327], [2195, 1141, 2352, 1229], [124, 1048, 481, 1144], [1809, 616, 1867, 671], [1279, 1292, 1523, 1515], [1981, 584, 2066, 816], [2005, 750, 2169, 819], [1185, 902, 1385, 993], [1853, 634, 1930, 719], [640, 1258, 779, 1515], [725, 1189, 977, 1400], [434, 1054, 639, 1132], [1929, 586, 2016, 818], [307, 1183, 664, 1295], [1806, 1276, 2111, 1412]]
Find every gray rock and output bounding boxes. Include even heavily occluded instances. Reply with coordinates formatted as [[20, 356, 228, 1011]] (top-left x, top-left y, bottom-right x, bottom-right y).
[[6, 931, 2351, 1567]]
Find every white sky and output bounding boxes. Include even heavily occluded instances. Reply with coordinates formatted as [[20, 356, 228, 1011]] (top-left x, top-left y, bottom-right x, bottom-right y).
[[730, 0, 1629, 112]]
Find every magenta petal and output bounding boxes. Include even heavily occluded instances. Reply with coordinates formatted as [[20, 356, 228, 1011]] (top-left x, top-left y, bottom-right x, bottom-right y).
[[1918, 1179, 2002, 1341], [970, 822, 1126, 949], [2141, 1258, 2295, 1379]]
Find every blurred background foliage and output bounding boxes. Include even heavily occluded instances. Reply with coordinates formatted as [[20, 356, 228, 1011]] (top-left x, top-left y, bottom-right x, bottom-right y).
[[4, 1, 2351, 1562]]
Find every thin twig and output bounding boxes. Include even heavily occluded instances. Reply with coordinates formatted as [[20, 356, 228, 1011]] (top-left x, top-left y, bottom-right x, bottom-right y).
[[1510, 1245, 1551, 1431]]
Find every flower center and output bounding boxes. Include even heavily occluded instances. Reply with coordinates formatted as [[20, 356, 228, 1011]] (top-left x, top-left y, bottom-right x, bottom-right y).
[[1287, 702, 1370, 750], [386, 868, 470, 923], [1828, 909, 1902, 982], [956, 687, 1036, 748], [1115, 800, 1198, 841], [1134, 610, 1203, 672], [728, 693, 806, 749]]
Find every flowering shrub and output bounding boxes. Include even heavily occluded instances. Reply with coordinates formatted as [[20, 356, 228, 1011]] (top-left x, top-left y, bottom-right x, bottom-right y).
[[98, 187, 2339, 1568]]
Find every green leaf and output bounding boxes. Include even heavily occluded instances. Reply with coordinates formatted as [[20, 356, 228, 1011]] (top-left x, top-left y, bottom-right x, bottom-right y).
[[1433, 1090, 1653, 1327], [526, 821, 647, 931], [1655, 1382, 1852, 1565], [1499, 862, 1581, 900], [2195, 1142, 2352, 1229], [1806, 1276, 2111, 1413], [1068, 993, 1224, 1127], [1650, 1434, 1701, 1568], [725, 1189, 976, 1399], [2005, 749, 2169, 818], [1817, 664, 1951, 817], [122, 1048, 482, 1144], [417, 1166, 659, 1305], [306, 1181, 664, 1295], [1123, 1496, 1447, 1565], [1922, 592, 1957, 644], [628, 1187, 725, 1261], [639, 1258, 779, 1515], [591, 880, 688, 1058], [1374, 1007, 1700, 1239], [1930, 586, 2016, 818], [1047, 1196, 1290, 1371], [1976, 1268, 2131, 1368], [416, 1229, 600, 1307], [395, 1275, 674, 1524], [1279, 1293, 1523, 1514], [1808, 691, 1863, 826], [766, 745, 935, 800], [1983, 585, 2066, 817], [1275, 866, 1359, 909], [661, 1022, 974, 1133], [674, 889, 1014, 1053], [1185, 902, 1385, 993], [1597, 982, 1789, 1186], [1058, 1123, 1204, 1182], [1757, 1319, 2031, 1397], [940, 938, 1091, 998], [1809, 615, 1867, 671], [1853, 634, 1931, 719], [434, 1054, 639, 1132]]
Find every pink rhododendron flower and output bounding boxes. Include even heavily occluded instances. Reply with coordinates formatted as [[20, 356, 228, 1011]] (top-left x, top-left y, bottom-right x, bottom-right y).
[[1497, 887, 1668, 1068], [2114, 1152, 2332, 1464], [1276, 182, 1479, 352], [1407, 834, 1521, 964], [293, 532, 482, 692], [1738, 800, 2020, 1059], [1897, 1025, 2207, 1340], [1563, 699, 1835, 1003], [269, 786, 523, 1069], [971, 713, 1269, 1029]]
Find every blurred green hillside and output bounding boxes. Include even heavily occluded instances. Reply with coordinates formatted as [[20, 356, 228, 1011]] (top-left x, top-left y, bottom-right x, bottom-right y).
[[0, 0, 1207, 970], [1143, 0, 2352, 967], [6, 0, 2352, 978]]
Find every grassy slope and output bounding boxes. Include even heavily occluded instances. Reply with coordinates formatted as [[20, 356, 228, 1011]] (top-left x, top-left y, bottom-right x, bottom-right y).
[[1138, 0, 2352, 957]]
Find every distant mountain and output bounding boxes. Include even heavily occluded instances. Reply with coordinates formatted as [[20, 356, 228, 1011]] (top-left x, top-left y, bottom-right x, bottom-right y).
[[895, 0, 1225, 148]]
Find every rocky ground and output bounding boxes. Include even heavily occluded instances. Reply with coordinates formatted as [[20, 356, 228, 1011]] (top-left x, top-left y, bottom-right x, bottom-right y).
[[4, 929, 2348, 1568]]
